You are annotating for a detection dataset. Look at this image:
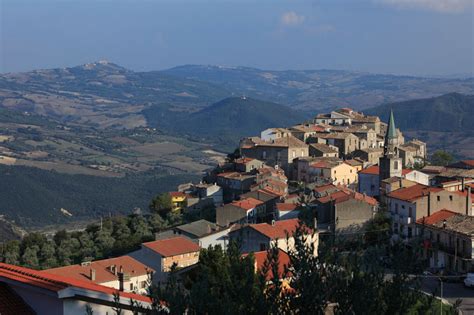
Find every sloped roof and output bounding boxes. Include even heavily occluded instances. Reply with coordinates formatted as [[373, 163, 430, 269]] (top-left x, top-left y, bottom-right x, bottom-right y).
[[386, 110, 397, 139], [143, 237, 200, 257], [416, 209, 458, 225], [0, 263, 152, 303], [250, 249, 291, 281], [249, 219, 302, 239], [387, 184, 442, 202], [231, 197, 264, 210], [317, 187, 378, 206], [45, 255, 152, 284], [175, 219, 220, 238], [276, 203, 298, 212], [358, 165, 412, 176]]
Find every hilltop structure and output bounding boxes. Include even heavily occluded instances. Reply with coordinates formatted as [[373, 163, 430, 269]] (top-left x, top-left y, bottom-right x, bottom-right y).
[[379, 110, 403, 189]]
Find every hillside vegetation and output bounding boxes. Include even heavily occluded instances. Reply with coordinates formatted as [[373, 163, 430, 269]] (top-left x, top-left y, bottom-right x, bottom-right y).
[[143, 97, 306, 146], [0, 164, 198, 227], [365, 93, 474, 132]]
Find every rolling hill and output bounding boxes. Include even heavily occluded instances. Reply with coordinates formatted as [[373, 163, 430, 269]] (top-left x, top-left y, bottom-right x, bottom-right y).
[[365, 93, 474, 132], [163, 65, 474, 111], [365, 93, 474, 158], [143, 97, 306, 146]]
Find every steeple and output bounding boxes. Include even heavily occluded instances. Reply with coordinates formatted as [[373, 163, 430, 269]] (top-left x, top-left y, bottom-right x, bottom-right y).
[[383, 109, 399, 157], [386, 109, 397, 140]]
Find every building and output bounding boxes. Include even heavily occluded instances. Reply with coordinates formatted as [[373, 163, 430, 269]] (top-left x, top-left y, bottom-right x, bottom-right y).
[[169, 191, 188, 212], [193, 183, 223, 206], [357, 165, 412, 197], [417, 209, 474, 273], [301, 159, 358, 187], [45, 256, 153, 295], [0, 263, 153, 315], [169, 219, 232, 249], [314, 187, 378, 232], [380, 177, 418, 205], [379, 110, 403, 188], [260, 128, 293, 142], [234, 157, 265, 173], [404, 170, 430, 186], [229, 218, 318, 256], [216, 197, 266, 227], [323, 133, 360, 158], [289, 124, 326, 142], [216, 171, 256, 202], [240, 136, 309, 178], [351, 148, 383, 165], [276, 203, 299, 220], [309, 143, 339, 158], [129, 236, 200, 282], [387, 184, 473, 241]]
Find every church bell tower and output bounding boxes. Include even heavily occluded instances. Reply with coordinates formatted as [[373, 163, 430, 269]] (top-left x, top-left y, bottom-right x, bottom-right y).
[[379, 109, 402, 188]]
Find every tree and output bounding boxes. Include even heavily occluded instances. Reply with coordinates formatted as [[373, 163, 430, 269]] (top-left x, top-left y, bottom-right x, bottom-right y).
[[39, 241, 58, 269], [149, 193, 173, 217], [1, 240, 21, 265], [21, 245, 40, 268], [430, 150, 454, 166]]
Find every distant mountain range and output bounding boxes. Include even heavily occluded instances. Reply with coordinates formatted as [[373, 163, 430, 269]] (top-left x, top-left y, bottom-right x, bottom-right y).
[[1, 61, 473, 130]]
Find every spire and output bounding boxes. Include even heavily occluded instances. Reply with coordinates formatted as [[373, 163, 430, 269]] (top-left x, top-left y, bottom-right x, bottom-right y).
[[386, 109, 397, 139]]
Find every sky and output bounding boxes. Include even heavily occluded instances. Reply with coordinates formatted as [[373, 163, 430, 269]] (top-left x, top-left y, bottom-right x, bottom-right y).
[[1, 0, 473, 76]]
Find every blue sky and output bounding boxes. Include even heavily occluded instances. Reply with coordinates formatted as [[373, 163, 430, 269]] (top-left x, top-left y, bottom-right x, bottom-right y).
[[1, 0, 473, 76]]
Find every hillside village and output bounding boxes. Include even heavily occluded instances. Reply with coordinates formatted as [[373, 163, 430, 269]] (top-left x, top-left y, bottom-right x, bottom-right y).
[[1, 106, 474, 313]]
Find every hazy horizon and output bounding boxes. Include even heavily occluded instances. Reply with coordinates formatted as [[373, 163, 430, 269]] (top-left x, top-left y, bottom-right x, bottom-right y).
[[1, 0, 473, 76]]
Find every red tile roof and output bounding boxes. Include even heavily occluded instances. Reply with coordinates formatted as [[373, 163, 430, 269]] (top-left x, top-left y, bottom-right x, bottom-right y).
[[387, 184, 442, 202], [276, 203, 298, 211], [231, 197, 264, 210], [235, 157, 255, 164], [314, 183, 337, 194], [45, 255, 152, 284], [249, 219, 304, 239], [416, 209, 458, 225], [248, 249, 291, 281], [143, 237, 200, 257], [358, 165, 412, 176], [0, 282, 35, 315], [317, 188, 378, 206], [0, 263, 152, 303], [169, 191, 187, 198]]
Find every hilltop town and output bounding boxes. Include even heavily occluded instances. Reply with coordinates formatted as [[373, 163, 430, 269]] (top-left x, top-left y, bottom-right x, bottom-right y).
[[2, 106, 473, 313]]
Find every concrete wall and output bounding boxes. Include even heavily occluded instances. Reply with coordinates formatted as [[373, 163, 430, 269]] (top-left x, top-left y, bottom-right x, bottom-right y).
[[335, 199, 375, 231], [129, 247, 163, 283], [199, 228, 232, 250]]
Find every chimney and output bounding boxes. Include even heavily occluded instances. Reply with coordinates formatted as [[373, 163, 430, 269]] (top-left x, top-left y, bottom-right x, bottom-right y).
[[90, 268, 96, 281], [467, 186, 472, 216], [271, 219, 275, 226]]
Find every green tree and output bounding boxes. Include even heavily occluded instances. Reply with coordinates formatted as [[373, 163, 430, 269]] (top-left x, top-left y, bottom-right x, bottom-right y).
[[21, 245, 40, 268], [430, 150, 454, 166], [39, 241, 58, 269], [149, 193, 173, 217], [1, 240, 21, 264]]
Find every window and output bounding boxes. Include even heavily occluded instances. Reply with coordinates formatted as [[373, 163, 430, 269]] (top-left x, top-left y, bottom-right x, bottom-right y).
[[395, 203, 399, 213], [408, 227, 413, 239], [347, 179, 350, 184], [401, 205, 405, 209], [292, 150, 296, 158], [449, 195, 453, 201], [262, 151, 267, 159], [130, 283, 134, 291], [409, 207, 413, 218], [436, 233, 440, 243], [394, 161, 399, 170], [437, 196, 441, 202], [140, 281, 147, 289]]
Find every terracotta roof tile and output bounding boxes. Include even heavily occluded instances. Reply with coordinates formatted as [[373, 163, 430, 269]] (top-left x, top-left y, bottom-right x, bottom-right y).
[[387, 184, 442, 202], [416, 209, 458, 225], [0, 263, 152, 303], [246, 249, 291, 281], [143, 237, 200, 257], [276, 203, 298, 211], [358, 165, 411, 176], [249, 219, 303, 239], [232, 197, 264, 210], [45, 255, 153, 284]]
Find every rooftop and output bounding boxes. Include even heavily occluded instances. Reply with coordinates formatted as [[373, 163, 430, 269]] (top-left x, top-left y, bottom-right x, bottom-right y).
[[45, 255, 152, 284], [417, 209, 474, 236], [358, 165, 412, 176], [276, 203, 299, 212], [0, 263, 151, 303], [249, 249, 291, 281], [248, 218, 307, 239], [231, 197, 264, 210], [387, 184, 442, 202], [175, 219, 221, 238], [143, 236, 200, 257], [317, 187, 378, 206], [309, 143, 338, 153]]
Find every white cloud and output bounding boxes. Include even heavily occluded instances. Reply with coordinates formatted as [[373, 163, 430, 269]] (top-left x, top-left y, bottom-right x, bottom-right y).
[[281, 11, 305, 26], [378, 0, 472, 13]]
